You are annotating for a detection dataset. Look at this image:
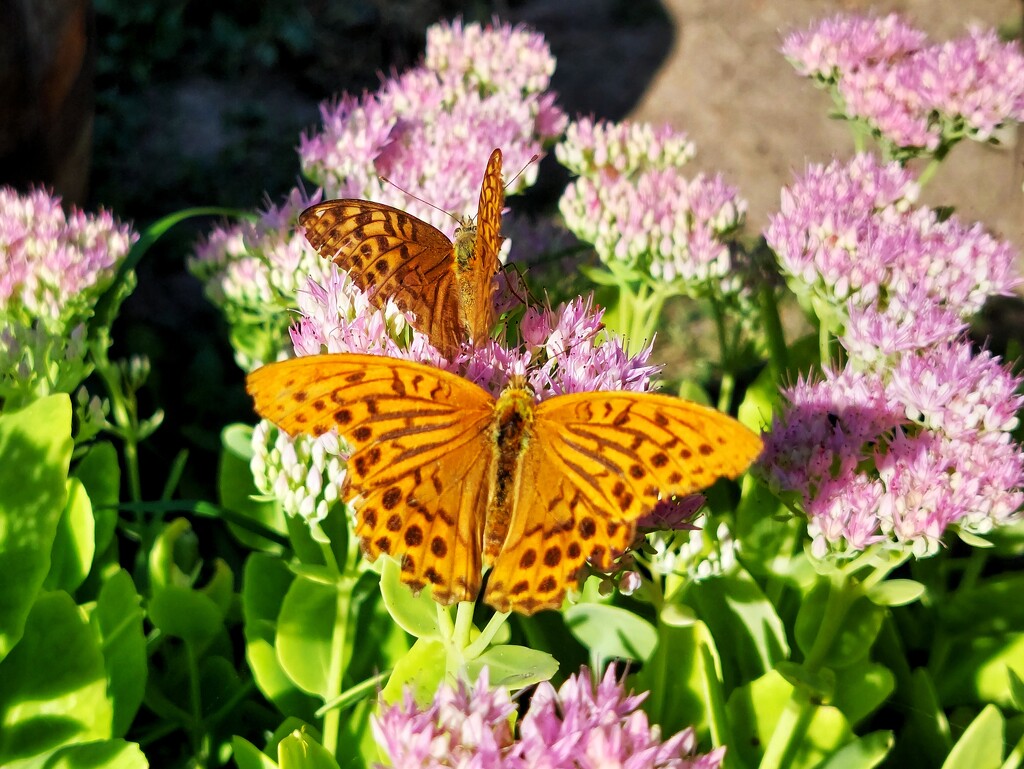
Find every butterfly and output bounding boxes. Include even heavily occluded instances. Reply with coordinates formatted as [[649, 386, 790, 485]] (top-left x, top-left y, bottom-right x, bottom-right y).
[[299, 149, 505, 359], [247, 353, 763, 615]]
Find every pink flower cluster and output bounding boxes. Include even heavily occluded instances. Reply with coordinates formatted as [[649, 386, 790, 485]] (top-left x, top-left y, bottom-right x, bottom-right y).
[[766, 154, 1018, 360], [556, 117, 696, 178], [189, 188, 354, 369], [761, 155, 1023, 556], [1, 186, 136, 402], [300, 19, 566, 235], [783, 14, 1024, 154], [372, 667, 724, 769], [558, 120, 746, 293], [1, 186, 135, 328], [289, 268, 658, 401], [761, 350, 1024, 557]]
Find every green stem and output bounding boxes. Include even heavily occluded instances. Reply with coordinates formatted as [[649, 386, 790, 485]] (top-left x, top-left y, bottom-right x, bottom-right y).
[[916, 157, 943, 188], [708, 296, 736, 412], [464, 611, 510, 659], [818, 321, 832, 369], [453, 601, 475, 651], [322, 580, 351, 755], [185, 641, 208, 768], [94, 355, 143, 503], [758, 280, 789, 381]]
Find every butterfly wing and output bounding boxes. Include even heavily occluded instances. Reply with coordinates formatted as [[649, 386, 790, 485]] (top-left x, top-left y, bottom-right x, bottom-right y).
[[459, 148, 504, 346], [484, 391, 763, 614], [247, 353, 496, 604], [300, 200, 463, 357]]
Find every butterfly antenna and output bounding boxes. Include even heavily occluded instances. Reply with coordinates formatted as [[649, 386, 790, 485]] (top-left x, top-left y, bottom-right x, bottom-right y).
[[378, 175, 462, 225], [504, 154, 540, 191]]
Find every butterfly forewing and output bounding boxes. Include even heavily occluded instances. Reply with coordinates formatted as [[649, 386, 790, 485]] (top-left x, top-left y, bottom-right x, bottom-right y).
[[300, 200, 463, 357], [458, 148, 504, 347]]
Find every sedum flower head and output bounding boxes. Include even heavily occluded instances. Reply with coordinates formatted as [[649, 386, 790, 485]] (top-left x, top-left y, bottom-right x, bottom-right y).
[[784, 15, 1024, 156], [558, 120, 747, 297], [556, 118, 696, 179], [250, 419, 346, 526], [372, 667, 724, 769], [781, 13, 926, 82], [0, 186, 137, 405], [766, 154, 1019, 357], [189, 187, 333, 369], [300, 18, 565, 236], [760, 345, 1024, 558]]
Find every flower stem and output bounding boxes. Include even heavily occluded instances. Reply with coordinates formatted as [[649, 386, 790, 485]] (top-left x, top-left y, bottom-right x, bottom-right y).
[[758, 280, 789, 381], [322, 580, 351, 755], [464, 611, 510, 659]]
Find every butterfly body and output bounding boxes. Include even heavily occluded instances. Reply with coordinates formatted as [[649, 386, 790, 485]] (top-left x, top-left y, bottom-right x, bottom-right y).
[[300, 149, 505, 358], [247, 353, 763, 615]]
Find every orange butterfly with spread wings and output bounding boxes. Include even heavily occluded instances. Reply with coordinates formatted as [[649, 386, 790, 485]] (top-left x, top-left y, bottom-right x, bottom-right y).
[[247, 353, 763, 615], [300, 149, 505, 359]]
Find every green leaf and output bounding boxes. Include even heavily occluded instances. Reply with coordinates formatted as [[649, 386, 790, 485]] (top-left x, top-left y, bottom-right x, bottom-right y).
[[939, 572, 1024, 636], [277, 575, 352, 698], [148, 518, 197, 590], [633, 607, 721, 743], [36, 738, 148, 769], [935, 632, 1024, 708], [90, 570, 146, 737], [867, 579, 925, 607], [941, 704, 1003, 769], [0, 592, 112, 763], [91, 206, 247, 335], [831, 661, 895, 726], [72, 441, 120, 555], [738, 361, 779, 432], [381, 638, 446, 705], [1009, 668, 1024, 711], [278, 729, 342, 769], [147, 584, 224, 645], [686, 569, 789, 688], [776, 661, 835, 701], [44, 479, 94, 593], [890, 669, 951, 768], [242, 553, 319, 720], [467, 644, 558, 690], [726, 670, 852, 769], [812, 731, 893, 769], [0, 395, 73, 659], [379, 557, 442, 640], [219, 424, 287, 551], [956, 530, 993, 549], [199, 558, 235, 616], [564, 603, 658, 661], [233, 736, 279, 769]]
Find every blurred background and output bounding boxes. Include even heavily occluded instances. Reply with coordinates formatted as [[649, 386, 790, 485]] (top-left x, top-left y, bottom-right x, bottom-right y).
[[2, 0, 1022, 494]]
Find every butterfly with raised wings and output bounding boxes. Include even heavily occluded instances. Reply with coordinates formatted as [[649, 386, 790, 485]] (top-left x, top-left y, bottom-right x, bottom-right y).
[[299, 149, 505, 359], [247, 353, 763, 615]]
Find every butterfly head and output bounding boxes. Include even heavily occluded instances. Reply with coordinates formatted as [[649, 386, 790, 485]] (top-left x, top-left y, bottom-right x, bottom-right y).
[[452, 215, 477, 270]]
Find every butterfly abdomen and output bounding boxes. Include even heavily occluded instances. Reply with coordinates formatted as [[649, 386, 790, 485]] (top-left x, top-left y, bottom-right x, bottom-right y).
[[483, 385, 535, 563]]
